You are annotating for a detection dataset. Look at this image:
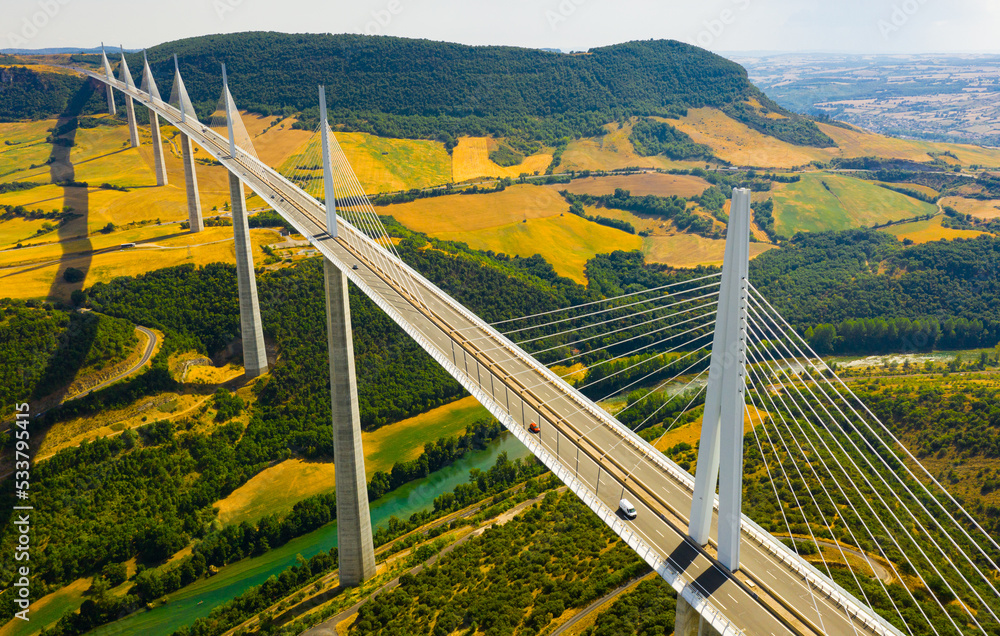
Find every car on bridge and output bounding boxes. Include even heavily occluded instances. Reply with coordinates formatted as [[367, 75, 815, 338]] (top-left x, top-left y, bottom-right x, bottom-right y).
[[619, 498, 637, 519], [528, 421, 540, 434]]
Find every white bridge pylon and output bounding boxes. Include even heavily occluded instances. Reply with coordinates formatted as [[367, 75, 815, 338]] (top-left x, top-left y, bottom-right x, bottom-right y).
[[690, 188, 751, 571], [81, 54, 1000, 636]]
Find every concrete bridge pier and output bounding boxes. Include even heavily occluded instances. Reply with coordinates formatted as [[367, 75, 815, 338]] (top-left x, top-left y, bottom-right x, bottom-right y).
[[124, 95, 140, 148], [149, 112, 168, 186], [228, 170, 268, 377], [324, 261, 377, 586], [104, 84, 116, 116], [675, 597, 723, 636], [180, 132, 203, 231]]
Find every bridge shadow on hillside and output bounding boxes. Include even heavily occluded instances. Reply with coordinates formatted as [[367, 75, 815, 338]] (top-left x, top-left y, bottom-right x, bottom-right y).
[[30, 81, 102, 414]]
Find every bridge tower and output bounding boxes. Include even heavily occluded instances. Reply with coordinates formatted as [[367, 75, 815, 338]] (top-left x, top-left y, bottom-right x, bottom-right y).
[[319, 86, 377, 586], [99, 44, 116, 116], [221, 64, 268, 378], [689, 187, 751, 572], [117, 47, 140, 148], [140, 52, 169, 187]]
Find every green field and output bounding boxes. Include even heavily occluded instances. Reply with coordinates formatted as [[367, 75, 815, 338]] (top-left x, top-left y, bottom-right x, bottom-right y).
[[363, 396, 490, 475], [280, 131, 452, 195], [772, 172, 938, 236], [0, 578, 90, 636]]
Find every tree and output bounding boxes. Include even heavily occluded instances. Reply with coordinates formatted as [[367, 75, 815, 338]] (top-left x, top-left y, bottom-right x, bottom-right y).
[[63, 267, 85, 283]]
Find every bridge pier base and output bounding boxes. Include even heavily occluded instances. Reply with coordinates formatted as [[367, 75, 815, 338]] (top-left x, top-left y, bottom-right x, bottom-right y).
[[675, 597, 723, 636], [180, 133, 203, 232], [228, 171, 268, 377], [324, 261, 377, 586], [124, 95, 140, 148], [149, 112, 168, 186]]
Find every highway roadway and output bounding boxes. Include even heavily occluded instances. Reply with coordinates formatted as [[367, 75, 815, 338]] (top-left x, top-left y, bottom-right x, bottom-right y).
[[79, 67, 900, 636]]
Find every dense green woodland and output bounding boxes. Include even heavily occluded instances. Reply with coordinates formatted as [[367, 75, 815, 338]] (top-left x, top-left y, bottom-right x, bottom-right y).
[[29, 421, 508, 636], [0, 301, 136, 416], [581, 578, 677, 636], [348, 491, 649, 636], [751, 230, 1000, 352], [857, 379, 1000, 461], [3, 35, 830, 149], [628, 117, 712, 160], [0, 64, 106, 121]]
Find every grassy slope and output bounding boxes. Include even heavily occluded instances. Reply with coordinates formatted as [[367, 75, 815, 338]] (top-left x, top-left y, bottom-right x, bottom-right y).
[[771, 172, 938, 236], [940, 196, 1000, 220]]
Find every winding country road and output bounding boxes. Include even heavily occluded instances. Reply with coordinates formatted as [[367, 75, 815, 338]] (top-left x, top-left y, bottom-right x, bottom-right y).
[[66, 325, 158, 400]]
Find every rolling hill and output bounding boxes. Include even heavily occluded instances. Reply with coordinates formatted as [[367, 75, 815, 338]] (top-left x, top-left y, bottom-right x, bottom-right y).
[[2, 34, 831, 150]]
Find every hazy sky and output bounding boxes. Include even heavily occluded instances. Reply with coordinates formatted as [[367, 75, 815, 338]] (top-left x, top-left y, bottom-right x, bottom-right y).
[[5, 0, 1000, 54]]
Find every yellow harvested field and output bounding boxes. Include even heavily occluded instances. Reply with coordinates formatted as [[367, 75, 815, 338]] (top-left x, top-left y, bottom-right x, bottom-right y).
[[560, 173, 710, 198], [824, 123, 1000, 167], [672, 108, 830, 168], [216, 458, 339, 524], [883, 215, 987, 244], [247, 115, 314, 169], [452, 137, 552, 182], [0, 227, 281, 302], [560, 122, 703, 172], [668, 109, 1000, 169], [940, 196, 1000, 219], [440, 213, 642, 283], [643, 232, 774, 268], [385, 183, 569, 234], [817, 123, 934, 163]]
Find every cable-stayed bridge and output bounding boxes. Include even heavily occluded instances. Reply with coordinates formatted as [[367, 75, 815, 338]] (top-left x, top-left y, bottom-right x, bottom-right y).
[[66, 47, 1000, 636]]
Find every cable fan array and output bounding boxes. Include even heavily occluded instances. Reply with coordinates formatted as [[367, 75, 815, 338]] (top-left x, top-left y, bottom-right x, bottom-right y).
[[472, 273, 720, 454], [279, 122, 425, 305], [207, 83, 274, 190], [740, 283, 1000, 636]]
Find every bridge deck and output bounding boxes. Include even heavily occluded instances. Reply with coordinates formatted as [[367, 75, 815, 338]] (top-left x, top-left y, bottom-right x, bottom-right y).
[[80, 68, 900, 636]]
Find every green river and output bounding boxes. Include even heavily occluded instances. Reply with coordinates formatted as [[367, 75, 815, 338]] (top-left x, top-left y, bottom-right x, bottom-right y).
[[81, 433, 530, 636]]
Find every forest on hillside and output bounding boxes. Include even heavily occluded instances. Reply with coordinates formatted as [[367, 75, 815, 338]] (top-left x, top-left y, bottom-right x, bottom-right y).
[[750, 230, 1000, 352], [1, 34, 831, 150], [0, 301, 136, 416]]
